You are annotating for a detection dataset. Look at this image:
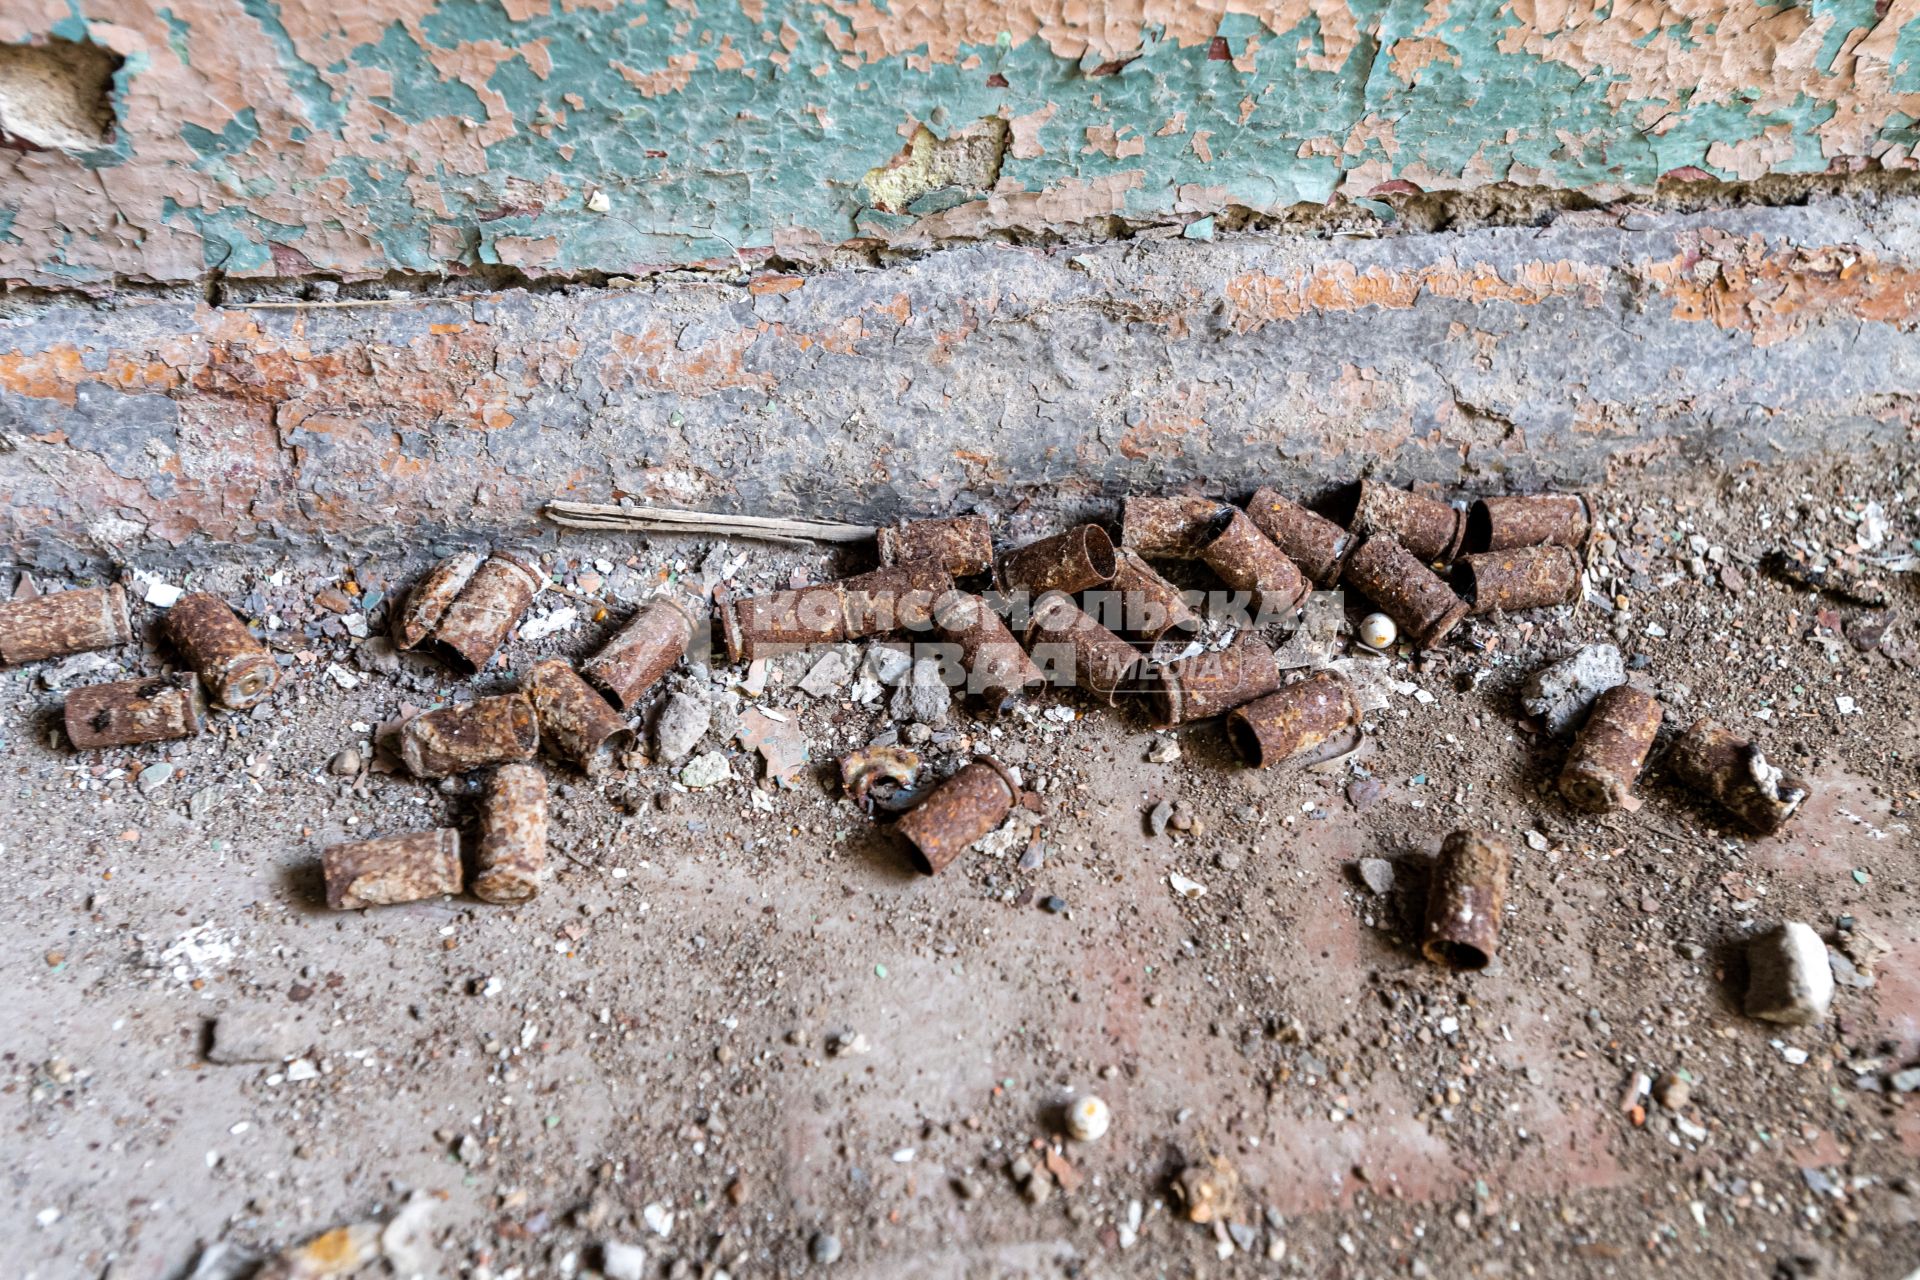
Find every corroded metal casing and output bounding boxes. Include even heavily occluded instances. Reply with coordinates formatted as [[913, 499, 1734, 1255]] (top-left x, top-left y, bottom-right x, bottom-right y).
[[1452, 545, 1583, 615], [393, 549, 484, 650], [1466, 493, 1592, 555], [933, 592, 1044, 711], [433, 550, 545, 673], [1348, 480, 1467, 565], [399, 694, 539, 778], [1244, 488, 1352, 585], [1000, 524, 1119, 597], [1343, 535, 1470, 649], [1422, 830, 1510, 971], [894, 757, 1019, 875], [720, 581, 846, 663], [474, 764, 548, 904], [1023, 592, 1144, 705], [1225, 670, 1359, 768], [323, 829, 463, 910], [165, 592, 280, 709], [0, 585, 132, 666], [1149, 633, 1283, 725], [64, 673, 206, 750], [1668, 718, 1810, 836], [877, 516, 994, 577], [1102, 548, 1200, 641], [583, 596, 698, 711], [525, 658, 633, 775], [1200, 509, 1311, 615], [840, 559, 953, 638], [1120, 496, 1230, 559], [1558, 684, 1663, 813]]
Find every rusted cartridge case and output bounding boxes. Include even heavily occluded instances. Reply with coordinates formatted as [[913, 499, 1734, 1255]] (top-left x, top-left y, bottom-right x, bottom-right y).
[[1225, 670, 1359, 768], [1150, 633, 1283, 725], [165, 592, 280, 709], [393, 549, 484, 650], [0, 585, 132, 666], [434, 550, 545, 673], [1105, 548, 1200, 641], [1558, 685, 1663, 813], [1668, 718, 1810, 835], [877, 516, 994, 577], [64, 674, 206, 750], [840, 559, 953, 637], [323, 829, 463, 910], [473, 764, 548, 904], [582, 596, 698, 710], [1200, 509, 1311, 615], [1466, 493, 1592, 554], [1000, 524, 1118, 597], [1024, 593, 1144, 705], [1120, 495, 1230, 559], [720, 581, 846, 663], [1343, 535, 1470, 649], [894, 757, 1019, 875], [1245, 488, 1352, 585], [934, 592, 1044, 711], [525, 659, 633, 775], [1348, 480, 1466, 565], [1452, 545, 1583, 615], [398, 694, 539, 778], [1421, 830, 1509, 971]]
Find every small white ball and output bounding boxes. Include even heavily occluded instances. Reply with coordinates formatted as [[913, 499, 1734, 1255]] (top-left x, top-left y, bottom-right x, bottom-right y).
[[1358, 612, 1398, 650], [1067, 1094, 1111, 1142]]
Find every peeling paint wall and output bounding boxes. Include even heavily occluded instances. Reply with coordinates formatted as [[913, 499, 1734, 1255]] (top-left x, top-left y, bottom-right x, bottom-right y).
[[3, 202, 1917, 566], [2, 1, 1919, 287]]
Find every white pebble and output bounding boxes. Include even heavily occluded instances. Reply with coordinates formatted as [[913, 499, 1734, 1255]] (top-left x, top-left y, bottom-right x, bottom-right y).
[[1067, 1094, 1111, 1142], [1358, 613, 1397, 649]]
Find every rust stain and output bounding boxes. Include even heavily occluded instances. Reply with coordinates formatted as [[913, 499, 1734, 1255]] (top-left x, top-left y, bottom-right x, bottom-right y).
[[1225, 259, 1611, 330], [1641, 233, 1920, 347]]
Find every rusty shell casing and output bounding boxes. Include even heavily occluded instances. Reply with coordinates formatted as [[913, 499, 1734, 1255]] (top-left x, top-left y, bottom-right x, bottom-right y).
[[1120, 495, 1230, 559], [1421, 830, 1510, 971], [1244, 488, 1352, 586], [473, 764, 548, 904], [323, 829, 463, 910], [0, 585, 132, 666], [1200, 509, 1311, 615], [840, 559, 954, 638], [1667, 718, 1810, 836], [1343, 535, 1470, 649], [1452, 544, 1583, 616], [392, 549, 484, 650], [1107, 548, 1201, 641], [720, 582, 847, 664], [398, 694, 539, 778], [64, 673, 207, 750], [1557, 685, 1663, 813], [1348, 480, 1467, 565], [525, 658, 634, 775], [1024, 593, 1145, 705], [1000, 524, 1118, 597], [1225, 670, 1360, 768], [164, 592, 280, 709], [433, 551, 545, 673], [894, 757, 1020, 875], [1150, 633, 1284, 726], [933, 592, 1044, 711], [582, 596, 698, 711], [1466, 493, 1592, 555], [877, 516, 994, 577]]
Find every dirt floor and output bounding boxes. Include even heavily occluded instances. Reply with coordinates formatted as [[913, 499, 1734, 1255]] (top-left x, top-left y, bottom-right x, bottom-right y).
[[5, 446, 1919, 1280]]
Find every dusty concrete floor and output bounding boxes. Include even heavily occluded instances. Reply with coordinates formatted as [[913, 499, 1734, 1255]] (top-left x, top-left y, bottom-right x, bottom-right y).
[[5, 448, 1920, 1280]]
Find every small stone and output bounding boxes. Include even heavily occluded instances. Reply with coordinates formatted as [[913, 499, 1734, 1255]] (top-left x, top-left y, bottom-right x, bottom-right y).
[[1521, 644, 1626, 738], [1745, 922, 1835, 1025], [1652, 1071, 1691, 1111], [189, 788, 216, 821], [1357, 858, 1394, 896], [1147, 800, 1174, 836], [1041, 895, 1068, 914], [1017, 842, 1045, 871], [653, 691, 711, 764], [799, 649, 853, 698], [864, 644, 912, 686], [1889, 1067, 1920, 1093], [1066, 1094, 1111, 1142], [329, 748, 362, 776], [1168, 802, 1195, 833], [954, 1176, 983, 1200], [890, 655, 950, 725], [809, 1232, 842, 1266], [137, 761, 175, 795], [679, 751, 733, 789], [1146, 738, 1181, 764], [600, 1240, 647, 1280]]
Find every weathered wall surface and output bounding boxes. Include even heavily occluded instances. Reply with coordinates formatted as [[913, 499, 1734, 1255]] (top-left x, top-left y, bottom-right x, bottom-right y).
[[3, 1, 1919, 289], [2, 200, 1916, 566]]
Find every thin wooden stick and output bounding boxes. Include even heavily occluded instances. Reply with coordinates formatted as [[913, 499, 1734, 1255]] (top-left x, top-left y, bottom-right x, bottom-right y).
[[544, 500, 876, 545]]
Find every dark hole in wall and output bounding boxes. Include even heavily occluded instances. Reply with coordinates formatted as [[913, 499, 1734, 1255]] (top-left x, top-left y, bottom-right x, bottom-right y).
[[0, 38, 122, 154]]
